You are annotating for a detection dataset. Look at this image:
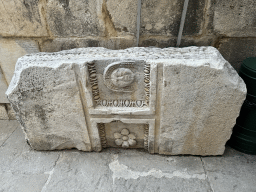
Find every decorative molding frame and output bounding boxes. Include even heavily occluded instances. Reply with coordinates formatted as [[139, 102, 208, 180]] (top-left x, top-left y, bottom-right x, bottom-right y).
[[144, 124, 149, 150], [98, 123, 107, 148], [103, 61, 136, 92], [87, 62, 100, 104], [91, 118, 155, 153], [144, 63, 150, 105], [86, 61, 157, 115]]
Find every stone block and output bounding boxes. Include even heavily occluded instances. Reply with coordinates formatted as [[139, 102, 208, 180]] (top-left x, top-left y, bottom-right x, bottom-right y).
[[0, 0, 48, 37], [106, 0, 138, 36], [45, 0, 138, 38], [139, 37, 176, 48], [218, 38, 256, 72], [0, 66, 9, 103], [138, 36, 216, 48], [6, 47, 246, 155], [0, 39, 39, 84], [140, 0, 206, 37], [41, 37, 136, 52], [210, 0, 256, 37], [0, 104, 8, 120], [45, 0, 102, 37], [179, 36, 217, 47]]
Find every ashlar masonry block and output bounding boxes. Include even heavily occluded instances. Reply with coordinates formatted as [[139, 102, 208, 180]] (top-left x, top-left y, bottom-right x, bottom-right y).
[[6, 47, 246, 155]]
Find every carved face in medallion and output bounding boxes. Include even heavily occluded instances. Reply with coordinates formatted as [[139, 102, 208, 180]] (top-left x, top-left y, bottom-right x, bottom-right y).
[[110, 68, 135, 88]]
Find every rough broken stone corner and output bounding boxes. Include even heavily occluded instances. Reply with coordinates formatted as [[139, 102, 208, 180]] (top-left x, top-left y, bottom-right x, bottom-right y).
[[6, 46, 247, 156]]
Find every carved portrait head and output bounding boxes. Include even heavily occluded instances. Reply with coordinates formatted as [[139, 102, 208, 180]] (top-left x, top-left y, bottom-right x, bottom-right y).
[[110, 68, 135, 88]]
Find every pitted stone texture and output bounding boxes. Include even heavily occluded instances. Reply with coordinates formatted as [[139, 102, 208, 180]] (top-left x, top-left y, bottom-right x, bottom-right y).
[[6, 47, 246, 155], [6, 63, 91, 151], [0, 0, 48, 37], [159, 61, 246, 155]]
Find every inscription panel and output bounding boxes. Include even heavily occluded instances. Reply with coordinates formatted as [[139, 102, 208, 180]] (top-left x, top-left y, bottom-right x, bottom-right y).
[[88, 60, 151, 108]]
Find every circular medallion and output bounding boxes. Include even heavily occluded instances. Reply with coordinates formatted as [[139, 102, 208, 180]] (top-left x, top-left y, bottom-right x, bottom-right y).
[[103, 61, 136, 92], [111, 68, 135, 88]]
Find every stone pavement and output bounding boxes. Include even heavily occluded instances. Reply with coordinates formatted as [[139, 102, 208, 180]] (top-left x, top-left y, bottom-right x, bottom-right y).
[[0, 120, 256, 192]]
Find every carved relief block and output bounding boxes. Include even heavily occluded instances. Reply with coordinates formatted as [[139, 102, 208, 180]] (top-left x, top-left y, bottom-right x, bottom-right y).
[[6, 47, 246, 155]]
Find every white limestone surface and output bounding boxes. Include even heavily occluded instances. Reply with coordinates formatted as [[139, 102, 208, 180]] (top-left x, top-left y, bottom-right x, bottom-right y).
[[6, 47, 246, 155]]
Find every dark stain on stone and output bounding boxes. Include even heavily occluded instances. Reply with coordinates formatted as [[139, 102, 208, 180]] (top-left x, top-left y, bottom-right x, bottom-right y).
[[87, 40, 99, 47], [22, 0, 41, 23], [59, 0, 69, 8], [183, 0, 205, 36], [51, 11, 66, 36], [101, 0, 117, 37], [123, 27, 128, 32], [140, 38, 176, 48], [60, 41, 77, 51], [35, 105, 48, 129]]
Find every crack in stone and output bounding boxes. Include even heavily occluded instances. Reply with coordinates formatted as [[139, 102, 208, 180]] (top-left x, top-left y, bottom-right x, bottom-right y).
[[200, 157, 215, 192], [0, 125, 18, 148], [109, 154, 206, 184], [40, 153, 62, 192]]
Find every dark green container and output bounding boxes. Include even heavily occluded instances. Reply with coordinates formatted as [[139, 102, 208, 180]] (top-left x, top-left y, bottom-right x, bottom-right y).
[[228, 58, 256, 154], [239, 57, 256, 100]]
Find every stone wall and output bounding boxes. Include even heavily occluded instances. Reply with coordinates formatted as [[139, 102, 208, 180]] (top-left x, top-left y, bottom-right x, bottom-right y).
[[0, 0, 256, 119]]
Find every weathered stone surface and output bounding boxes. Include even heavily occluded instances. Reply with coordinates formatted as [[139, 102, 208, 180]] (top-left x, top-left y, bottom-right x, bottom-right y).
[[45, 0, 138, 38], [218, 38, 256, 72], [159, 54, 246, 155], [0, 66, 9, 103], [140, 0, 206, 37], [139, 37, 176, 48], [6, 47, 246, 155], [209, 0, 256, 37], [0, 39, 39, 84], [45, 0, 102, 37], [6, 60, 91, 151], [0, 104, 8, 120], [179, 36, 217, 47], [41, 37, 136, 52], [6, 104, 16, 120], [0, 0, 48, 37], [139, 36, 216, 48], [106, 0, 138, 36]]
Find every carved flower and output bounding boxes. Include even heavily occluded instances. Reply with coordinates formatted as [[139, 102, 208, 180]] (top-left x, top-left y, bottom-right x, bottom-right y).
[[114, 128, 136, 148]]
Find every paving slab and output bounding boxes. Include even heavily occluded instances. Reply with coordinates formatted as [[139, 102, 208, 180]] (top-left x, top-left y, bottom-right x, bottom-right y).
[[0, 120, 19, 146], [0, 120, 256, 192], [202, 146, 256, 192], [0, 124, 61, 192]]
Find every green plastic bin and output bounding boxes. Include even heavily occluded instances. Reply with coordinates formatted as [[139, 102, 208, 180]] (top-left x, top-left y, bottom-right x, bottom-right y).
[[228, 58, 256, 154]]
